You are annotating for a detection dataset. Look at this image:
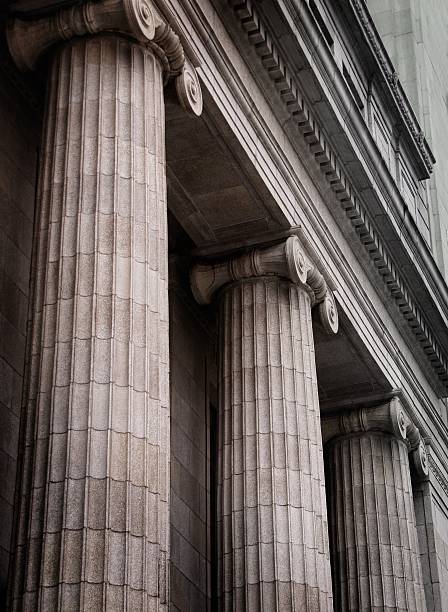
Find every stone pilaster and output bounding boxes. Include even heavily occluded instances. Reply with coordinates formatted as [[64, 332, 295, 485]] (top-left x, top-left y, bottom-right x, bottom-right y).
[[6, 1, 202, 609], [323, 398, 428, 611], [191, 236, 339, 611]]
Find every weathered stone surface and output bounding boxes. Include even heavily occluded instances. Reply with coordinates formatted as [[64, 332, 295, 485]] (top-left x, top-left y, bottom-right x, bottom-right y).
[[324, 401, 427, 611], [8, 34, 170, 610], [190, 237, 338, 609], [217, 276, 333, 610]]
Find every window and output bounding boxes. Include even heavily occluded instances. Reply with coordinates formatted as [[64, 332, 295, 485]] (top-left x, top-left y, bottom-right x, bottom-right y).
[[343, 63, 364, 111], [309, 0, 334, 50]]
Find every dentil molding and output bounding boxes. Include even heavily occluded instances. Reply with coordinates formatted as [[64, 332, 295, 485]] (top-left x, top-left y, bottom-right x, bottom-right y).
[[7, 0, 203, 115], [190, 235, 339, 334], [228, 0, 448, 393]]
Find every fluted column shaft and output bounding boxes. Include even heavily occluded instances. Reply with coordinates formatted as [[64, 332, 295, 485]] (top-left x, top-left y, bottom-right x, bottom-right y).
[[219, 277, 333, 610], [326, 432, 426, 611], [9, 35, 169, 610]]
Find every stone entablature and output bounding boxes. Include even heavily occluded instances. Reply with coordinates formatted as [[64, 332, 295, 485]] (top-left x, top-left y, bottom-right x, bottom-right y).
[[227, 0, 448, 394], [349, 0, 434, 174]]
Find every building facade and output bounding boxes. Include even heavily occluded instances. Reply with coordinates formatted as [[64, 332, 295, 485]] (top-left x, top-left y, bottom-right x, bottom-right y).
[[0, 0, 447, 610]]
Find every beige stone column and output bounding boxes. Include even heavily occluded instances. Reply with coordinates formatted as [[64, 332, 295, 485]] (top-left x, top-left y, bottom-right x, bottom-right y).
[[6, 2, 202, 609], [191, 236, 339, 611], [323, 398, 429, 611]]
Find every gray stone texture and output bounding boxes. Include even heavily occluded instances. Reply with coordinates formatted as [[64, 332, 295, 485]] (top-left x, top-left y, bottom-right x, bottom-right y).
[[413, 480, 443, 611], [8, 35, 170, 610], [218, 277, 333, 610], [366, 0, 448, 281], [0, 67, 39, 605], [326, 432, 426, 611], [432, 499, 448, 611], [169, 288, 215, 611], [1, 1, 447, 611]]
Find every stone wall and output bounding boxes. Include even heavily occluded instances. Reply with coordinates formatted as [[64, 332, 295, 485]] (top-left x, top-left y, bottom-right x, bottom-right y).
[[366, 0, 448, 281], [0, 68, 39, 603], [169, 283, 217, 611]]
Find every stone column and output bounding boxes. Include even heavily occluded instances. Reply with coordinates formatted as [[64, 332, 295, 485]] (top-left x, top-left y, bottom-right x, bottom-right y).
[[6, 2, 202, 610], [191, 236, 339, 611], [323, 398, 429, 611]]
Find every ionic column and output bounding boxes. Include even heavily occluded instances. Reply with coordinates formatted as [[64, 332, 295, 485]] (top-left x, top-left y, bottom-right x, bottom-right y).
[[191, 236, 339, 610], [6, 2, 202, 610], [323, 398, 429, 611]]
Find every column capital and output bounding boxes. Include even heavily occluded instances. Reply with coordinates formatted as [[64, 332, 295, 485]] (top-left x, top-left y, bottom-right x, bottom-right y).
[[322, 396, 429, 477], [190, 235, 339, 334], [7, 0, 203, 115]]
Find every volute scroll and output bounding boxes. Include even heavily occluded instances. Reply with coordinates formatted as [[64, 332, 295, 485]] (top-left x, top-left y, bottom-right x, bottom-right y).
[[7, 0, 203, 117], [190, 235, 339, 334]]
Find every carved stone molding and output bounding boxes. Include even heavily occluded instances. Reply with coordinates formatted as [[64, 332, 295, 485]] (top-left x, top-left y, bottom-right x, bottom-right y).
[[350, 0, 434, 172], [228, 0, 448, 392], [7, 0, 202, 111], [322, 396, 429, 477], [175, 57, 203, 116], [428, 454, 448, 496], [190, 235, 339, 333]]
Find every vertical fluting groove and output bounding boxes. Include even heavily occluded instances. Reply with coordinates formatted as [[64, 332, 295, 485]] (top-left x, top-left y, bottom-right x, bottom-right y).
[[79, 33, 102, 611], [363, 437, 371, 609], [355, 436, 364, 609], [239, 282, 246, 611], [218, 278, 332, 611], [326, 432, 426, 611], [254, 280, 261, 611], [8, 35, 169, 611]]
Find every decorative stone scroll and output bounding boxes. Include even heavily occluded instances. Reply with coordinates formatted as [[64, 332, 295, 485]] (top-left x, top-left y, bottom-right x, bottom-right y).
[[175, 58, 203, 116], [7, 0, 202, 114], [190, 235, 339, 334], [322, 396, 429, 477]]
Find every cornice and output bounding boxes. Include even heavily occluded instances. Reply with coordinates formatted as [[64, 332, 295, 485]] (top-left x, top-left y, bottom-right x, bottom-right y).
[[190, 235, 339, 334], [228, 0, 448, 393], [165, 0, 448, 487], [349, 0, 435, 174], [322, 396, 429, 478]]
